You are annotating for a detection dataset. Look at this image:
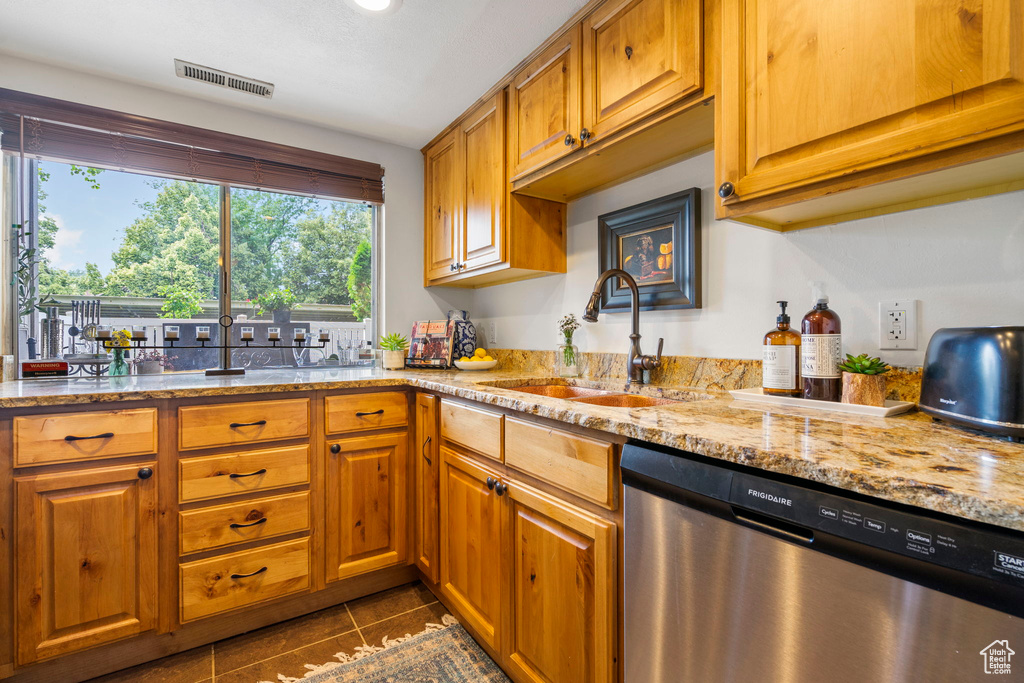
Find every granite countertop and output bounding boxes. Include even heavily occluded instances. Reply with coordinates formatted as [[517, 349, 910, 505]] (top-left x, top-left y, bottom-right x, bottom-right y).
[[2, 367, 1023, 533]]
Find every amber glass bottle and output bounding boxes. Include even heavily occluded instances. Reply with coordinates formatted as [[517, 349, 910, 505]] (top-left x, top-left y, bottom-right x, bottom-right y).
[[801, 293, 842, 401], [763, 301, 801, 396]]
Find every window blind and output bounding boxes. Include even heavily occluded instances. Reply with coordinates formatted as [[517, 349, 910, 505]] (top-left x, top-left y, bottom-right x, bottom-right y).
[[0, 88, 384, 203]]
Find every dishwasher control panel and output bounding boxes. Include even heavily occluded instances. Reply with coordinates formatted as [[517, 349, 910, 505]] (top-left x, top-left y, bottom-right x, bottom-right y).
[[729, 471, 1024, 587]]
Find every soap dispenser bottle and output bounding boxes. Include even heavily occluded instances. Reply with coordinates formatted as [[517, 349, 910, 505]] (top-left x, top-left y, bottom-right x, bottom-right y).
[[800, 284, 842, 401], [763, 301, 802, 396]]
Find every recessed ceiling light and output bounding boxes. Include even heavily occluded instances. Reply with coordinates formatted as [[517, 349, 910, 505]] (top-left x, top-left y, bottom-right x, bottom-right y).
[[344, 0, 403, 14]]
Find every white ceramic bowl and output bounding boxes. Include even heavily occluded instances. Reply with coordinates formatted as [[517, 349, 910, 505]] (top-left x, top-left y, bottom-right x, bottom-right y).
[[454, 360, 498, 371]]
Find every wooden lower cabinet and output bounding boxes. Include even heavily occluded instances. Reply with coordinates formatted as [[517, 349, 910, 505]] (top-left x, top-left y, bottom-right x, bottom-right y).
[[326, 432, 408, 581], [14, 463, 158, 665], [414, 393, 440, 583], [439, 448, 504, 650], [504, 482, 616, 683]]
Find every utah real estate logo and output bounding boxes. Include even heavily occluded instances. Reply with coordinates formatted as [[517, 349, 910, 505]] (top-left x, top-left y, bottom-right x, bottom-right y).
[[980, 640, 1014, 675]]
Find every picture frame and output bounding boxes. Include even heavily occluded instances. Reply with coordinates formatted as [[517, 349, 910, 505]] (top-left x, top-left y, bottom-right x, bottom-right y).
[[598, 188, 701, 312]]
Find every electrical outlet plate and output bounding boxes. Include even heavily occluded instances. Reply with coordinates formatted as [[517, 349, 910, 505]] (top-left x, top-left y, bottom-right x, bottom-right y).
[[878, 300, 918, 350], [486, 322, 497, 346]]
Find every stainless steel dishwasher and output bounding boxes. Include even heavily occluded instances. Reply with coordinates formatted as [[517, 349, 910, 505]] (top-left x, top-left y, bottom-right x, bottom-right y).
[[622, 443, 1024, 683]]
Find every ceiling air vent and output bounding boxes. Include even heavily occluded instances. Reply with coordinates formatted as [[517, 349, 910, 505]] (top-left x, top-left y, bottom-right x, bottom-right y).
[[174, 59, 274, 99]]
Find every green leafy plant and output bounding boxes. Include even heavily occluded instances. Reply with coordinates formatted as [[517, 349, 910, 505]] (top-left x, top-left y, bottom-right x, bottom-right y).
[[347, 240, 372, 320], [838, 353, 891, 375], [379, 333, 409, 351], [254, 288, 299, 314], [159, 284, 204, 319], [11, 223, 58, 317]]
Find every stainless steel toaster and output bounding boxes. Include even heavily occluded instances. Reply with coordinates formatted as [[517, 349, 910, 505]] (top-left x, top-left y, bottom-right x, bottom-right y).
[[919, 326, 1024, 441]]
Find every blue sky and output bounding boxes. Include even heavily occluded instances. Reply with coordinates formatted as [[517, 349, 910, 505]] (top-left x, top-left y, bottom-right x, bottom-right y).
[[38, 161, 169, 273]]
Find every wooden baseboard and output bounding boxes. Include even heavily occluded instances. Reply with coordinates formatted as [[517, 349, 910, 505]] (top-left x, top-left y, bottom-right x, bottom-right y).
[[7, 564, 418, 683]]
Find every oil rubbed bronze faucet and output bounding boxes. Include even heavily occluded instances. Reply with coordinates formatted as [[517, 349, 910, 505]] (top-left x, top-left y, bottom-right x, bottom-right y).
[[583, 268, 663, 385]]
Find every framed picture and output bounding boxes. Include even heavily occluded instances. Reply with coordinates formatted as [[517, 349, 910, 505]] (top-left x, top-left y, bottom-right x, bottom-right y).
[[598, 188, 701, 311]]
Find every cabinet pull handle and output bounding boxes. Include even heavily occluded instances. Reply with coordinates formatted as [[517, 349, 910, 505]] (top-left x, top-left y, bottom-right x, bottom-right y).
[[230, 517, 268, 529], [355, 409, 384, 417], [137, 467, 154, 480], [564, 134, 576, 147], [494, 481, 508, 496], [579, 128, 592, 144], [718, 182, 736, 199], [422, 436, 432, 465], [625, 45, 633, 60], [64, 432, 114, 442], [230, 419, 267, 428], [330, 443, 341, 454], [230, 566, 268, 579], [229, 468, 267, 479], [486, 476, 496, 491]]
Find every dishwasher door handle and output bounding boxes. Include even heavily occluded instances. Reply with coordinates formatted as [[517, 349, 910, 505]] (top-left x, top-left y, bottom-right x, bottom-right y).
[[731, 506, 814, 543]]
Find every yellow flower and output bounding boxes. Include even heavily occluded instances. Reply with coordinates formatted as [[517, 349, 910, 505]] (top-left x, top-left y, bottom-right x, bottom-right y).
[[104, 329, 132, 350]]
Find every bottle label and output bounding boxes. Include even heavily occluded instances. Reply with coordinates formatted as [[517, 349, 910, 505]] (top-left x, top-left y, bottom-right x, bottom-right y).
[[762, 346, 797, 390], [801, 334, 842, 378]]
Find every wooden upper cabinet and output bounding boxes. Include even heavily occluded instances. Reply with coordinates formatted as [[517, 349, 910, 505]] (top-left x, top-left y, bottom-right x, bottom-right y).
[[509, 25, 583, 180], [582, 0, 703, 144], [718, 0, 1024, 227], [325, 432, 408, 582], [15, 463, 158, 664], [423, 128, 461, 282], [503, 480, 616, 683], [461, 91, 506, 272]]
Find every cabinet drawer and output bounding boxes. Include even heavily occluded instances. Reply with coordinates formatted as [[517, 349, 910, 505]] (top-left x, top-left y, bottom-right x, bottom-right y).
[[504, 418, 614, 508], [178, 399, 309, 451], [324, 392, 408, 434], [179, 538, 310, 622], [179, 445, 310, 503], [13, 408, 157, 467], [179, 491, 310, 554], [441, 400, 503, 461]]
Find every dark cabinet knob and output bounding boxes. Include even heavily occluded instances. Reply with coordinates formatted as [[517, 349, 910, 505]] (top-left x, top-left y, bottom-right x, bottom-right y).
[[486, 476, 496, 491], [137, 467, 153, 480], [718, 182, 736, 199], [625, 46, 634, 60], [564, 134, 576, 147], [330, 443, 341, 454], [580, 128, 592, 143], [494, 481, 508, 496]]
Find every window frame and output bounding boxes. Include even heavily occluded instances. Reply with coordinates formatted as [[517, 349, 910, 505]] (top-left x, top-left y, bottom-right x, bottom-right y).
[[3, 151, 382, 378]]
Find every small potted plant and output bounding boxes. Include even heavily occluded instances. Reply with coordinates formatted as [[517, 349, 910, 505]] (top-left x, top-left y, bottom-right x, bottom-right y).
[[557, 314, 581, 377], [839, 353, 891, 406], [130, 351, 176, 375], [254, 288, 299, 324], [379, 333, 409, 370]]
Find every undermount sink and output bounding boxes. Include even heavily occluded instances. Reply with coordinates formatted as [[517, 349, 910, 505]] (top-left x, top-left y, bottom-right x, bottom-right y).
[[506, 384, 615, 399], [570, 394, 681, 408]]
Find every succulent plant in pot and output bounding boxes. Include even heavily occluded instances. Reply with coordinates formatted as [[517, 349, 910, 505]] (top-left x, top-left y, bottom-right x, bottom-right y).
[[838, 353, 891, 406], [379, 333, 409, 370]]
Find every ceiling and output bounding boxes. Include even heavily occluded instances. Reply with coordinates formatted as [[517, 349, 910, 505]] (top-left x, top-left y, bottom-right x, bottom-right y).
[[0, 0, 590, 148]]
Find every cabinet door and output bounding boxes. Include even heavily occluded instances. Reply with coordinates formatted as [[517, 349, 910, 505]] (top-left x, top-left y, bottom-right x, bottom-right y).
[[424, 128, 462, 282], [504, 481, 616, 683], [582, 0, 703, 143], [326, 432, 408, 581], [718, 0, 1024, 207], [439, 448, 504, 650], [460, 90, 506, 273], [509, 25, 583, 180], [15, 463, 158, 664], [414, 393, 440, 583]]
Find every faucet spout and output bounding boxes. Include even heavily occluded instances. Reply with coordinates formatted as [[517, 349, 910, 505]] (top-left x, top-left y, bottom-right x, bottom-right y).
[[582, 268, 663, 385]]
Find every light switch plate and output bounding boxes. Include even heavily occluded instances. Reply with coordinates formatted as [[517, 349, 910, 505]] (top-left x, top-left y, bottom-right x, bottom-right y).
[[878, 300, 918, 350], [486, 321, 497, 346]]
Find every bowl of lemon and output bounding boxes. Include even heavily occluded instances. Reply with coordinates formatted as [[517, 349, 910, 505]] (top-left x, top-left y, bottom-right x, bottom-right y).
[[455, 348, 497, 370]]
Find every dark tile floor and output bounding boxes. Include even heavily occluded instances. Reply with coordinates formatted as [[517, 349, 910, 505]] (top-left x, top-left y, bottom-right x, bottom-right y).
[[87, 582, 452, 683]]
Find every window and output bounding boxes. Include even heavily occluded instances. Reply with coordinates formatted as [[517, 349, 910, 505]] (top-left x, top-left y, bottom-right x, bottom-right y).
[[8, 158, 377, 377]]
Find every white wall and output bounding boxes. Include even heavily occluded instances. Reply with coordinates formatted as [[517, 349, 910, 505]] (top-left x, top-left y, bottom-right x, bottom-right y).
[[0, 54, 472, 338], [466, 151, 1024, 366]]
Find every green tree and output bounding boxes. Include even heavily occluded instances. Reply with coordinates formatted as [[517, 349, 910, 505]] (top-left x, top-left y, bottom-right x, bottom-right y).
[[159, 284, 205, 319], [347, 240, 372, 321]]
